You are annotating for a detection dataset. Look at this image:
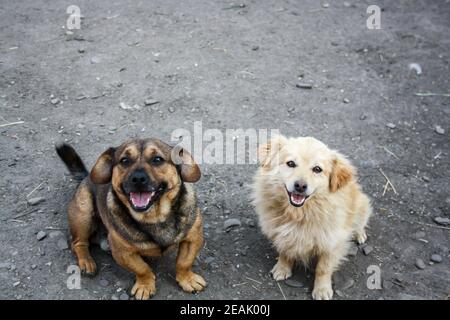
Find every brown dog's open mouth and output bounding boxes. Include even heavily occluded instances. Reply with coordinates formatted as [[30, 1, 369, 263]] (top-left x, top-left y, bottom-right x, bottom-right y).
[[286, 190, 309, 208], [129, 192, 155, 210]]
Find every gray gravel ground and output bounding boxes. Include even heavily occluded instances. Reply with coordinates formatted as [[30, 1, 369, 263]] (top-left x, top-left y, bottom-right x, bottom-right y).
[[0, 0, 449, 300]]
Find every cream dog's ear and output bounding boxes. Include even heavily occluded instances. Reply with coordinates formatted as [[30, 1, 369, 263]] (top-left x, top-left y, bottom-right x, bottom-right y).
[[329, 152, 356, 192], [258, 135, 287, 168]]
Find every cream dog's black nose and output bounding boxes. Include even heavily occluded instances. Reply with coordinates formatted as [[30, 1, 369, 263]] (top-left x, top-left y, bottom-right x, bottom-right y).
[[294, 180, 308, 193]]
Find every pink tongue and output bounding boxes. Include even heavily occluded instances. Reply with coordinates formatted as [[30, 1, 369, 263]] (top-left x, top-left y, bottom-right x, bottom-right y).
[[130, 192, 151, 208], [291, 194, 305, 204]]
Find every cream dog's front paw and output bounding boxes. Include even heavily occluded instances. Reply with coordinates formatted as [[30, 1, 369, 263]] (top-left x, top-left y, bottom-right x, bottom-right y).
[[270, 260, 292, 281], [312, 282, 333, 300]]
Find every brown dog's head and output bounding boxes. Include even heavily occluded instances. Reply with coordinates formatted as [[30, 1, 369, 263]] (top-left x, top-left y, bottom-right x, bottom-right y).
[[258, 135, 355, 208], [90, 138, 200, 213]]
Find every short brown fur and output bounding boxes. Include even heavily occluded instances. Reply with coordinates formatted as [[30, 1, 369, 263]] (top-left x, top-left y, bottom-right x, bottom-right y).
[[57, 138, 206, 299]]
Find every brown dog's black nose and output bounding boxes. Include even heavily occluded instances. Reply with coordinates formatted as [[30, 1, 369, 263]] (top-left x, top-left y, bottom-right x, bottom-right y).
[[294, 180, 307, 193], [130, 170, 149, 185]]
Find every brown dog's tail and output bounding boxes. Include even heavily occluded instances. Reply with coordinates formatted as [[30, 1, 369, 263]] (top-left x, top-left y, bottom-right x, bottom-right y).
[[55, 143, 88, 182]]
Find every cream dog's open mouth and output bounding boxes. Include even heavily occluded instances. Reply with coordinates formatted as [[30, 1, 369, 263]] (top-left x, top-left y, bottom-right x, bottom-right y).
[[285, 187, 309, 207]]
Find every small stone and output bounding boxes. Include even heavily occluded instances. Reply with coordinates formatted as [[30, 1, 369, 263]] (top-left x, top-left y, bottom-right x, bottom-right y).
[[322, 3, 330, 8], [415, 258, 426, 270], [422, 176, 430, 182], [50, 98, 60, 105], [78, 48, 85, 53], [343, 98, 350, 104], [359, 114, 367, 120], [295, 83, 312, 89], [413, 231, 426, 239], [386, 122, 396, 129], [36, 231, 47, 241], [382, 280, 393, 290], [204, 256, 215, 265], [31, 264, 37, 270], [434, 217, 450, 226], [90, 56, 101, 64], [144, 98, 159, 106], [119, 293, 129, 300], [362, 245, 373, 255], [49, 231, 63, 239], [57, 238, 69, 250], [284, 278, 304, 288], [430, 254, 442, 263], [348, 245, 358, 257], [100, 279, 109, 287], [168, 106, 175, 113], [100, 238, 111, 252], [224, 218, 241, 230], [27, 197, 45, 206], [339, 278, 355, 291], [13, 281, 21, 287], [435, 125, 445, 135], [247, 219, 256, 228]]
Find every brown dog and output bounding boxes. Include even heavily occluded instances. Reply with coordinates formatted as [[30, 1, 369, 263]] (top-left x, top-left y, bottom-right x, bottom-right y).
[[56, 138, 206, 299]]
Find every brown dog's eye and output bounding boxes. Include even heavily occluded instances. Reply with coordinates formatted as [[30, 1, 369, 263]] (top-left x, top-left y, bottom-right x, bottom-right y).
[[286, 161, 296, 168], [120, 157, 130, 166], [312, 166, 322, 173], [151, 156, 164, 165]]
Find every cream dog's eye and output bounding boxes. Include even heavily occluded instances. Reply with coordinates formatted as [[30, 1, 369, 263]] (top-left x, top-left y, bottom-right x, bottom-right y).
[[312, 166, 322, 173], [286, 161, 296, 168]]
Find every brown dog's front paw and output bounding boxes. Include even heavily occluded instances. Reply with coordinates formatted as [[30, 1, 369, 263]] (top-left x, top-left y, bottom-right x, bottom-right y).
[[176, 271, 206, 293], [78, 257, 97, 276], [131, 279, 156, 300]]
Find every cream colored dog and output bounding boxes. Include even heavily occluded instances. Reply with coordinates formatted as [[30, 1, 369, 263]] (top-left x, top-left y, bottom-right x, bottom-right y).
[[251, 135, 372, 300]]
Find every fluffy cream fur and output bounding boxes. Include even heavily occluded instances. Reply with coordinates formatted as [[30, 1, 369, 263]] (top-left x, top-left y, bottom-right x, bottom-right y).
[[251, 135, 372, 300]]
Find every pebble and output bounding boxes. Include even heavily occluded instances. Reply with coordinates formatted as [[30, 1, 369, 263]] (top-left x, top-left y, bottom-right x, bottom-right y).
[[295, 83, 312, 89], [168, 106, 175, 113], [36, 231, 47, 241], [322, 3, 330, 8], [27, 197, 45, 206], [204, 256, 216, 265], [348, 245, 358, 257], [343, 98, 350, 104], [284, 278, 304, 288], [119, 293, 129, 300], [100, 238, 111, 252], [435, 125, 445, 135], [57, 238, 69, 250], [362, 245, 373, 255], [50, 98, 60, 105], [339, 278, 355, 291], [359, 114, 367, 120], [90, 56, 101, 64], [382, 280, 394, 290], [434, 217, 450, 226], [49, 231, 63, 239], [386, 122, 396, 129], [144, 98, 159, 106], [78, 48, 85, 53], [430, 254, 442, 263], [224, 218, 241, 230], [415, 258, 426, 270], [31, 264, 37, 270], [99, 279, 109, 287]]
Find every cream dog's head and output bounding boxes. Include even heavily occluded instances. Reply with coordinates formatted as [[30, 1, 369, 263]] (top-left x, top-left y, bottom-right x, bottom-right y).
[[258, 135, 356, 207]]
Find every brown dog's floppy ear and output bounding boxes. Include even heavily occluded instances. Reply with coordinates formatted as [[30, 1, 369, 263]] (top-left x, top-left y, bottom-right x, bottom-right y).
[[258, 135, 287, 168], [329, 152, 356, 192], [90, 147, 116, 184], [171, 146, 201, 183]]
